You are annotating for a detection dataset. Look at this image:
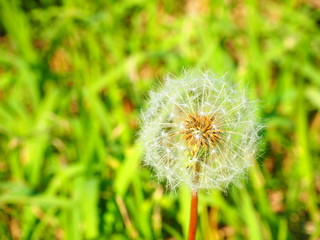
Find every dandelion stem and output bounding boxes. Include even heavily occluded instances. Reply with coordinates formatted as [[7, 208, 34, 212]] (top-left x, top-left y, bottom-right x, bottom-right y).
[[188, 190, 198, 240]]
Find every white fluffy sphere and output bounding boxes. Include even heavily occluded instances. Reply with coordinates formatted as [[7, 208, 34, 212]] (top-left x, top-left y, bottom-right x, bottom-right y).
[[139, 70, 261, 192]]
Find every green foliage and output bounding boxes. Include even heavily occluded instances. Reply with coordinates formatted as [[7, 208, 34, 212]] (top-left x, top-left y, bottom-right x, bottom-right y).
[[0, 0, 319, 239]]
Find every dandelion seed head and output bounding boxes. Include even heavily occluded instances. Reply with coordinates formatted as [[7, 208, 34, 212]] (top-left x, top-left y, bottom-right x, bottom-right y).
[[139, 70, 261, 192]]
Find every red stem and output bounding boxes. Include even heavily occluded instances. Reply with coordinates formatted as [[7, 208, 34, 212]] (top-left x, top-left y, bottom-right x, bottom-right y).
[[188, 190, 198, 240]]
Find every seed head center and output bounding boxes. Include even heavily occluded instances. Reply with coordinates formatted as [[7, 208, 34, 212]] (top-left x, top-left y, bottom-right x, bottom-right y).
[[180, 114, 222, 151]]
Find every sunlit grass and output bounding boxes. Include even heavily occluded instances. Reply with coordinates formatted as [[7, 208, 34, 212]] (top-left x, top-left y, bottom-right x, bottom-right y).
[[0, 0, 319, 239]]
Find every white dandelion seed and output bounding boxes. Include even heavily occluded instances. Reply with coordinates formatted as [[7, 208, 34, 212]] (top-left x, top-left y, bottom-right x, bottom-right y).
[[139, 70, 261, 192]]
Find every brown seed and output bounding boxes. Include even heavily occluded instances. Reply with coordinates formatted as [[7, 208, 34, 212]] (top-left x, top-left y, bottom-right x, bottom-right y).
[[180, 113, 223, 152]]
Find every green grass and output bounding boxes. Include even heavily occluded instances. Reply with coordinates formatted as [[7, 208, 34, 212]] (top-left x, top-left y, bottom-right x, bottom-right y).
[[0, 0, 319, 239]]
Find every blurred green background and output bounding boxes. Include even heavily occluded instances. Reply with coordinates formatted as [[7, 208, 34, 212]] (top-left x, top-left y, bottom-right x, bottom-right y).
[[0, 0, 319, 239]]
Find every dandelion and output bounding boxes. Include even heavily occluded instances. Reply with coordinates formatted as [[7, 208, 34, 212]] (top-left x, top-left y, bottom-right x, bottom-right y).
[[139, 70, 261, 240]]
